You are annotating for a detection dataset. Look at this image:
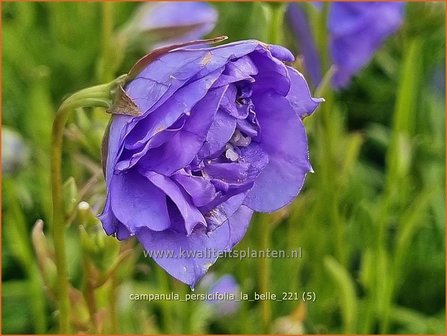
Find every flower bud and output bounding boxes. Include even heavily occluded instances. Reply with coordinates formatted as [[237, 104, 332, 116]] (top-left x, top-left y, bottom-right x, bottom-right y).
[[63, 177, 78, 217]]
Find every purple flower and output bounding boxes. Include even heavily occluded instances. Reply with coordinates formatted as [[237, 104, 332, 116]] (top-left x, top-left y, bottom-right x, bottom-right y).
[[287, 2, 404, 88], [99, 39, 322, 287], [329, 2, 405, 88], [2, 126, 29, 175], [206, 274, 240, 316], [286, 4, 322, 86], [128, 2, 217, 48]]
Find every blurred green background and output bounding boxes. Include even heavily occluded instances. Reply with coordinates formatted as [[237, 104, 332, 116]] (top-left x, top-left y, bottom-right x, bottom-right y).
[[1, 1, 445, 334]]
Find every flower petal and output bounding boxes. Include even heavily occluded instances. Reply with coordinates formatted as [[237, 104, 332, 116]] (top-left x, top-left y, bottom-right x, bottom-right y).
[[268, 44, 295, 62], [137, 86, 227, 175], [125, 40, 261, 117], [173, 170, 217, 207], [203, 193, 247, 230], [144, 171, 206, 235], [213, 56, 258, 87], [199, 109, 237, 158], [110, 170, 171, 232], [244, 90, 312, 212], [98, 197, 132, 240], [286, 66, 323, 119], [136, 205, 253, 287], [250, 48, 290, 96], [123, 67, 223, 152], [135, 2, 217, 48], [329, 3, 404, 88], [286, 3, 322, 85]]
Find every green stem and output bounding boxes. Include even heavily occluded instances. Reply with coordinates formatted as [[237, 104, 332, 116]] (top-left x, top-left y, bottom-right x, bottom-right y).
[[51, 107, 71, 334], [318, 3, 330, 73], [51, 76, 126, 333], [259, 214, 272, 333], [156, 267, 174, 333], [378, 39, 422, 334], [268, 3, 286, 45], [82, 259, 98, 332], [109, 276, 119, 334], [99, 2, 115, 82], [318, 87, 345, 263], [307, 2, 330, 73]]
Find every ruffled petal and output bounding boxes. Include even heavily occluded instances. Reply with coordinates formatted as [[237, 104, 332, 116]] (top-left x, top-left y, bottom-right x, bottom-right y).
[[123, 41, 261, 138], [199, 109, 237, 158], [110, 170, 171, 232], [98, 197, 132, 240], [124, 68, 223, 151], [203, 162, 251, 185], [286, 66, 323, 119], [116, 68, 224, 173], [103, 115, 130, 182], [250, 48, 290, 96], [137, 86, 227, 175], [125, 51, 207, 114], [173, 170, 217, 207], [136, 205, 253, 287], [268, 44, 295, 62], [144, 171, 206, 235], [238, 142, 270, 180], [244, 90, 312, 212], [213, 56, 258, 87], [203, 193, 247, 230]]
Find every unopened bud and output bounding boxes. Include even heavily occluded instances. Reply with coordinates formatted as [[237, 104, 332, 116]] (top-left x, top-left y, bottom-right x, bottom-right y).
[[63, 177, 78, 217]]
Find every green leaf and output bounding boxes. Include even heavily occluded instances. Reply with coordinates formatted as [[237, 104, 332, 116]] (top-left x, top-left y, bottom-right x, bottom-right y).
[[324, 256, 358, 333], [386, 38, 422, 185]]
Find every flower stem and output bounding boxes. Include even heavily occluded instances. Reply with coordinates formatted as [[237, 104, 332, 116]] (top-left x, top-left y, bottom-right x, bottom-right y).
[[307, 2, 331, 78], [259, 214, 272, 333], [82, 259, 98, 332], [51, 106, 71, 334], [51, 76, 126, 333], [268, 3, 286, 45], [108, 274, 119, 334], [156, 267, 174, 333], [321, 4, 330, 72], [99, 2, 115, 82]]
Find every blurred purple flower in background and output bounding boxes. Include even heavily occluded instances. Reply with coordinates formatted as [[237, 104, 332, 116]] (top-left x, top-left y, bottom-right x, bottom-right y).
[[205, 274, 240, 316], [2, 126, 30, 176], [431, 66, 445, 98], [330, 2, 405, 88], [124, 2, 217, 49], [287, 2, 405, 88], [100, 39, 322, 287], [286, 3, 322, 86]]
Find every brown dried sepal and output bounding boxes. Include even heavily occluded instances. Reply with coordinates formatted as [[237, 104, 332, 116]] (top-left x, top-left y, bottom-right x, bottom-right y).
[[107, 85, 141, 117]]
